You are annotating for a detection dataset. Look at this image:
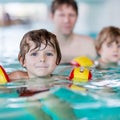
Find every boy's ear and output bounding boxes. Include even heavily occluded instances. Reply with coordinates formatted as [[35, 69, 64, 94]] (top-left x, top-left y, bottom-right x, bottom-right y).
[[49, 12, 54, 20], [18, 54, 26, 67], [97, 49, 101, 56]]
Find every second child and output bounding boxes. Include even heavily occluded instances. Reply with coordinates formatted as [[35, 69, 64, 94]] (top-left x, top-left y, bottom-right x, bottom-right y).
[[95, 26, 120, 67]]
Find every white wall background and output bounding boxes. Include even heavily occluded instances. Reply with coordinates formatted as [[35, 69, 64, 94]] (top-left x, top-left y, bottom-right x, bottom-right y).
[[75, 0, 120, 35]]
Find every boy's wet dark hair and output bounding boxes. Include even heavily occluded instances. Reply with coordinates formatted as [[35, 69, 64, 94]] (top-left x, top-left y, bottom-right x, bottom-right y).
[[18, 29, 61, 65], [50, 0, 78, 15], [95, 26, 120, 54]]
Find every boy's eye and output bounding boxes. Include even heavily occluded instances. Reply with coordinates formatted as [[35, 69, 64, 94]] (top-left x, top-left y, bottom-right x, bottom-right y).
[[31, 52, 37, 56], [118, 45, 120, 48], [107, 44, 111, 48], [107, 43, 112, 47], [46, 52, 53, 56]]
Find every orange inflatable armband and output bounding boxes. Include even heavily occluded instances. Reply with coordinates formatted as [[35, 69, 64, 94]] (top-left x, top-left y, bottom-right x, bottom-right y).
[[0, 65, 10, 84]]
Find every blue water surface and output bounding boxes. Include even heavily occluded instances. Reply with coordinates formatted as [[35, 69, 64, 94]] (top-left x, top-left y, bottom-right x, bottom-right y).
[[0, 24, 120, 120]]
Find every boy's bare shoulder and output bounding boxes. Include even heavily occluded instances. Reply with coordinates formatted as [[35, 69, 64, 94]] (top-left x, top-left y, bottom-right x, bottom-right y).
[[8, 71, 28, 80]]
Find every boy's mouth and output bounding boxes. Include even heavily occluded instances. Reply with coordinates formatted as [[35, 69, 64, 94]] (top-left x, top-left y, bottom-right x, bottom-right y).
[[36, 65, 48, 68]]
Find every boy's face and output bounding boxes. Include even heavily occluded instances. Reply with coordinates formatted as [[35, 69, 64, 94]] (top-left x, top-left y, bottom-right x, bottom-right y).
[[52, 4, 77, 36], [23, 41, 57, 78], [98, 38, 120, 63]]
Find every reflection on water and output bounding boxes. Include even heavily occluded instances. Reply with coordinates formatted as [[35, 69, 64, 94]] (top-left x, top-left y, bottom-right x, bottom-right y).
[[0, 78, 120, 119]]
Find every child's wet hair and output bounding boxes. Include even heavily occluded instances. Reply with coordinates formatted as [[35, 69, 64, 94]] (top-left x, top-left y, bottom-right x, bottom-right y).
[[95, 26, 120, 53], [18, 29, 61, 65]]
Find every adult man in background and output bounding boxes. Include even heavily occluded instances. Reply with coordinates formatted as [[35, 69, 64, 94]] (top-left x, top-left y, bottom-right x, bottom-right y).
[[50, 0, 97, 63]]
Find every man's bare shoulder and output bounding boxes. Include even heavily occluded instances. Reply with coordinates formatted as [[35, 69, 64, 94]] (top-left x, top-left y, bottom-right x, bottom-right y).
[[72, 33, 97, 59], [74, 33, 94, 43]]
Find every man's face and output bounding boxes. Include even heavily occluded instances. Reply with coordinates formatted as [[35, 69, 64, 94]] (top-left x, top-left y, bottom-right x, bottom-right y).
[[52, 4, 78, 35]]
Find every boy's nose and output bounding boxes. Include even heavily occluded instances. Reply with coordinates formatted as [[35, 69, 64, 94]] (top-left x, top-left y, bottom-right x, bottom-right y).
[[113, 45, 118, 51], [40, 55, 45, 62]]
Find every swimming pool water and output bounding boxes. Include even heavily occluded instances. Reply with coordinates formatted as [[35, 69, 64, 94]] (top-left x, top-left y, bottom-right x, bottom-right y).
[[0, 24, 120, 120], [0, 63, 120, 119]]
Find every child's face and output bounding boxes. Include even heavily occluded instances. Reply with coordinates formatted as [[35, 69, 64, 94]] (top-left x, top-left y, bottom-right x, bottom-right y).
[[52, 4, 77, 35], [23, 41, 57, 78], [98, 38, 120, 64]]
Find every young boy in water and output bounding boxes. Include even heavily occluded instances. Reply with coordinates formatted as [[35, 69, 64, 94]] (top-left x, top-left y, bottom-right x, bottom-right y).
[[95, 26, 120, 67], [8, 29, 61, 80]]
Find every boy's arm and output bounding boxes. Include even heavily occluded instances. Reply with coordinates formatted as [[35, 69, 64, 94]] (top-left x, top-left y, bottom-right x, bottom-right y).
[[8, 71, 28, 80]]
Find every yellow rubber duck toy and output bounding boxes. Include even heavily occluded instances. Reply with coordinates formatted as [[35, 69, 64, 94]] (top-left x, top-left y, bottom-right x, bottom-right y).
[[0, 65, 10, 84], [69, 56, 93, 83], [70, 56, 94, 67]]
